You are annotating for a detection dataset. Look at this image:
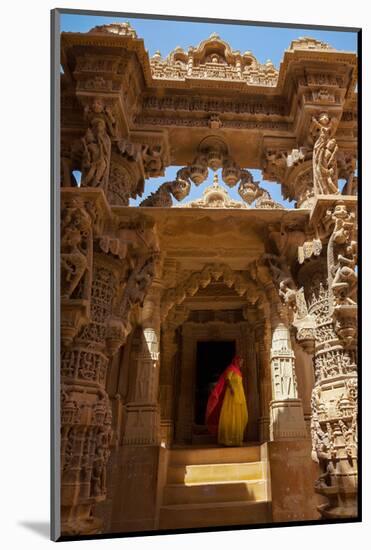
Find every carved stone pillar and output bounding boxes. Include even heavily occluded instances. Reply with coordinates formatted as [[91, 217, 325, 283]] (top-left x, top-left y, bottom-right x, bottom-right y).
[[61, 250, 121, 535], [303, 252, 358, 518], [122, 280, 162, 445], [60, 186, 162, 534], [240, 320, 260, 442], [255, 319, 272, 442], [176, 323, 195, 443], [116, 279, 163, 532], [292, 341, 315, 435], [158, 305, 190, 445], [159, 327, 178, 445], [269, 321, 308, 441]]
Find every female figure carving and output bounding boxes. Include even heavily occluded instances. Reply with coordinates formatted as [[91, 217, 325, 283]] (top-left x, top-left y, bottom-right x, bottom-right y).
[[312, 112, 339, 195]]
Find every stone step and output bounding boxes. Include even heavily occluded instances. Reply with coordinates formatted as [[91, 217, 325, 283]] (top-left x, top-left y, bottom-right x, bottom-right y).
[[159, 500, 272, 530], [167, 461, 264, 484], [163, 479, 267, 505], [168, 445, 261, 466], [191, 433, 217, 445]]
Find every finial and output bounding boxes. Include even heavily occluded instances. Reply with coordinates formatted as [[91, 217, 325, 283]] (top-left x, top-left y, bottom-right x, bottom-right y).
[[213, 173, 219, 187]]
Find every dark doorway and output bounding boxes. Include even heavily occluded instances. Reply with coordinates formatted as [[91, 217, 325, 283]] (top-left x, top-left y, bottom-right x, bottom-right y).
[[194, 340, 236, 426]]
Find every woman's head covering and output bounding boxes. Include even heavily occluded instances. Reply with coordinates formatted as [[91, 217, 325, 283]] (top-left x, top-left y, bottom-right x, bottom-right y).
[[231, 355, 242, 370]]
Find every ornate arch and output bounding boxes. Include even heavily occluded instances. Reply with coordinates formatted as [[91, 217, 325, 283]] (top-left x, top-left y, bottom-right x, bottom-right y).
[[160, 262, 268, 322]]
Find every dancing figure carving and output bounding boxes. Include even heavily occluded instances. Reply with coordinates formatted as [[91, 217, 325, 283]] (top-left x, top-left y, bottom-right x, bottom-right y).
[[312, 112, 339, 195], [61, 199, 92, 299]]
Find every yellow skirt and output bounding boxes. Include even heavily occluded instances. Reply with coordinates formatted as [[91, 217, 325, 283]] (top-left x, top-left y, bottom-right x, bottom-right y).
[[218, 371, 248, 446]]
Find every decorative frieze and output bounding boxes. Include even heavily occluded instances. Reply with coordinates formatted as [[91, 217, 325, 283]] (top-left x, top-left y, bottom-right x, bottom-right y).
[[134, 115, 291, 131], [142, 95, 287, 115]]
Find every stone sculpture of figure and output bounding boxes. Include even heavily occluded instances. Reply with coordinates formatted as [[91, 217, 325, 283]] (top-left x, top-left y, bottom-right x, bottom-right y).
[[261, 252, 299, 314], [338, 420, 355, 458], [85, 97, 116, 137], [278, 278, 314, 338], [117, 139, 142, 162], [327, 202, 357, 307], [278, 278, 297, 308], [142, 144, 163, 176], [332, 240, 357, 305], [312, 112, 339, 195], [61, 200, 91, 299], [81, 128, 103, 185], [80, 98, 115, 188], [133, 254, 159, 306], [91, 446, 105, 497], [81, 120, 110, 187], [120, 252, 159, 316], [140, 167, 191, 207], [262, 253, 293, 288], [322, 139, 339, 193], [311, 417, 337, 489], [90, 424, 112, 497]]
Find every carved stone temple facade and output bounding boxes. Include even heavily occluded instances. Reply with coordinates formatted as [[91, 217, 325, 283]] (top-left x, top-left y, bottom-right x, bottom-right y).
[[59, 23, 358, 535]]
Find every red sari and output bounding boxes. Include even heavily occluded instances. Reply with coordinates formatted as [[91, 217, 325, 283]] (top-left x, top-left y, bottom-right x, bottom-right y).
[[205, 356, 243, 436]]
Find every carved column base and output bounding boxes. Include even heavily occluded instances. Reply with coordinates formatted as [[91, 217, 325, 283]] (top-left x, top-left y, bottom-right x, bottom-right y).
[[315, 453, 358, 519], [316, 485, 358, 519], [270, 399, 308, 441], [109, 445, 161, 533], [268, 440, 321, 522], [61, 500, 104, 536], [122, 403, 160, 446]]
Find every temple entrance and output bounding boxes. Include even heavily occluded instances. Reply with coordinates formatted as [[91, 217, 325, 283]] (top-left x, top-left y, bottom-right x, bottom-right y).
[[175, 314, 261, 445], [194, 340, 236, 432]]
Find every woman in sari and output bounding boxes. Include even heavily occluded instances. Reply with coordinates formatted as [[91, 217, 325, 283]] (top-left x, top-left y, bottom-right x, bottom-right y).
[[205, 355, 248, 446]]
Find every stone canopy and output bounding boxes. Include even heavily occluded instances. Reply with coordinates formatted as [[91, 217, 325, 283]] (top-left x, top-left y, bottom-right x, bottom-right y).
[[61, 24, 357, 203]]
